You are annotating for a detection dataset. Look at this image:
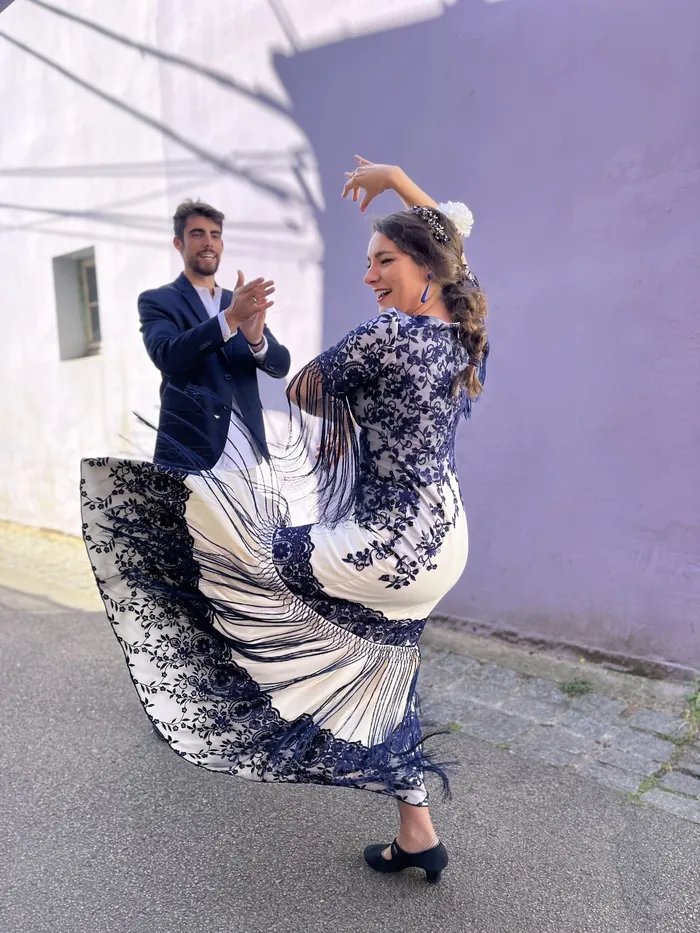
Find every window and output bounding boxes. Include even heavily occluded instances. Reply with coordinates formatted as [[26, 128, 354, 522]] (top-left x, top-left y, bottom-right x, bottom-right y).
[[53, 247, 102, 360], [79, 256, 101, 353]]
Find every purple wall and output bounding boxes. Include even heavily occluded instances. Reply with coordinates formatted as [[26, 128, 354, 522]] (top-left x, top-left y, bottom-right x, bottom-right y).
[[276, 0, 700, 670]]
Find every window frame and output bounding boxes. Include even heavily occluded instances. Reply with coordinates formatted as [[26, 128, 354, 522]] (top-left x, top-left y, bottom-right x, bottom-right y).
[[78, 255, 101, 355]]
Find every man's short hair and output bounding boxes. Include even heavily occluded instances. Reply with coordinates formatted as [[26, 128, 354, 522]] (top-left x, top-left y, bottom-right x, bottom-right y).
[[173, 199, 225, 241]]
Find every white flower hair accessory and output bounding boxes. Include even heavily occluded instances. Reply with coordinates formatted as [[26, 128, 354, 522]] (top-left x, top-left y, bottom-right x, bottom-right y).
[[438, 200, 474, 238]]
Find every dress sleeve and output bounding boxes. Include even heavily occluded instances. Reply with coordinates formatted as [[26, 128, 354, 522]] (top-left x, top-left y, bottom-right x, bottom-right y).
[[314, 311, 398, 397]]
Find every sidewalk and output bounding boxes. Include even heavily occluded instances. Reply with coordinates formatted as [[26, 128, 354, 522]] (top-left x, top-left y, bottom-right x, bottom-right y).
[[0, 520, 102, 612], [419, 638, 700, 825], [2, 519, 699, 826]]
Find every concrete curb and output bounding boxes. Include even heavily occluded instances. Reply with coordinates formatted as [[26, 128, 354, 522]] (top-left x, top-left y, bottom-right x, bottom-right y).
[[423, 622, 690, 716]]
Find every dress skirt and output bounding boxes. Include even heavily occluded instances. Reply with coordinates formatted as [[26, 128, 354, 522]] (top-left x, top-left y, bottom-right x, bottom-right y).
[[80, 454, 468, 806]]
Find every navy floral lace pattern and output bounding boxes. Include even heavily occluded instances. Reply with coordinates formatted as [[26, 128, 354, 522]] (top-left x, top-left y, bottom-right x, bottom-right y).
[[80, 458, 442, 802], [272, 525, 427, 646], [81, 458, 216, 635], [311, 311, 471, 584]]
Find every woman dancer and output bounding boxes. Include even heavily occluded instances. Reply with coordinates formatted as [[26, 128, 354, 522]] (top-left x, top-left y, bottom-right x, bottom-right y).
[[81, 156, 487, 884]]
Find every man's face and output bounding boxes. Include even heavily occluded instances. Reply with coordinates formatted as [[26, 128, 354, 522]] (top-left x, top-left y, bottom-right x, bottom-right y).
[[174, 214, 223, 277]]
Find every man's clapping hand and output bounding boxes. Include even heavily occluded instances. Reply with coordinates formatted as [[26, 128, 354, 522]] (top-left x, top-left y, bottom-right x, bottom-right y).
[[224, 271, 275, 345]]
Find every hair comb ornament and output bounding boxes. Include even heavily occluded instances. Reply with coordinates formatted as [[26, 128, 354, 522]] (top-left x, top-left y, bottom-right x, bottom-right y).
[[461, 262, 480, 289], [410, 206, 450, 243], [411, 202, 475, 244]]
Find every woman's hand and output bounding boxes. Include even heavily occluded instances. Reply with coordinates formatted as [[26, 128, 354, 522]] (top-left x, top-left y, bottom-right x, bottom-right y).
[[342, 155, 439, 213], [342, 156, 403, 213]]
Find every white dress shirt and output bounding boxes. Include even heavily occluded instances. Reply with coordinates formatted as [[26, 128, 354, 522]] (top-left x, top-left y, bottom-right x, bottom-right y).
[[193, 284, 267, 471]]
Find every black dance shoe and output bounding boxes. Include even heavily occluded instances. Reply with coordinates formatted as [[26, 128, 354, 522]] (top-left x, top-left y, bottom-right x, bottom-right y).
[[363, 838, 448, 884]]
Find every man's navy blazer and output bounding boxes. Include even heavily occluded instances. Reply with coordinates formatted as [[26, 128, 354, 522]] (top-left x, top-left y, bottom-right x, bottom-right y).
[[138, 272, 291, 469]]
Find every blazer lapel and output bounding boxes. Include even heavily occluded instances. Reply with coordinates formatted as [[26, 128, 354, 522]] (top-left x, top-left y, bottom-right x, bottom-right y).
[[174, 272, 209, 326], [174, 274, 239, 373]]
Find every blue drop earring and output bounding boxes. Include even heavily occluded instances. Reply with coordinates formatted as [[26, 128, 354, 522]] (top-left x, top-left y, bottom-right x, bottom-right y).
[[420, 273, 433, 304]]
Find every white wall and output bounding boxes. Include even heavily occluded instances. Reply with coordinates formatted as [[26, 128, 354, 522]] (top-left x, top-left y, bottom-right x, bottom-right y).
[[0, 0, 455, 534], [0, 0, 168, 532]]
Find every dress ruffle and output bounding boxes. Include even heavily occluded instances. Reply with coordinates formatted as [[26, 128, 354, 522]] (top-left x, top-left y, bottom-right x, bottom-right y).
[[81, 457, 448, 805]]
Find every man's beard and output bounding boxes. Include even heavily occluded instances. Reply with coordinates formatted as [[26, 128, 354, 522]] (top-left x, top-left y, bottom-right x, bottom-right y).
[[189, 254, 220, 276]]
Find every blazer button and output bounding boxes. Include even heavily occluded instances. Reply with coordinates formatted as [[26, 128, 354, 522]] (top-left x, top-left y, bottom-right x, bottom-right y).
[[224, 373, 232, 381], [222, 405, 230, 412]]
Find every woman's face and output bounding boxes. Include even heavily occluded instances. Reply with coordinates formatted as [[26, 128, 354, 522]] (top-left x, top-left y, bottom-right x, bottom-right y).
[[364, 232, 429, 314]]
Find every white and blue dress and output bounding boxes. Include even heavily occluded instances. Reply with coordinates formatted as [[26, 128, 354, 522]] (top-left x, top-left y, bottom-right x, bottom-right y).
[[81, 309, 485, 806]]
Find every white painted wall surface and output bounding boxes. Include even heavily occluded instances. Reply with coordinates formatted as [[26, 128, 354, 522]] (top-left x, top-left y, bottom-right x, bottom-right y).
[[0, 0, 169, 533], [0, 0, 449, 534]]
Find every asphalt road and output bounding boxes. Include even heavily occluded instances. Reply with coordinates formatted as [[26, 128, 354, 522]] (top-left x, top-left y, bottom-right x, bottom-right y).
[[2, 588, 699, 933]]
